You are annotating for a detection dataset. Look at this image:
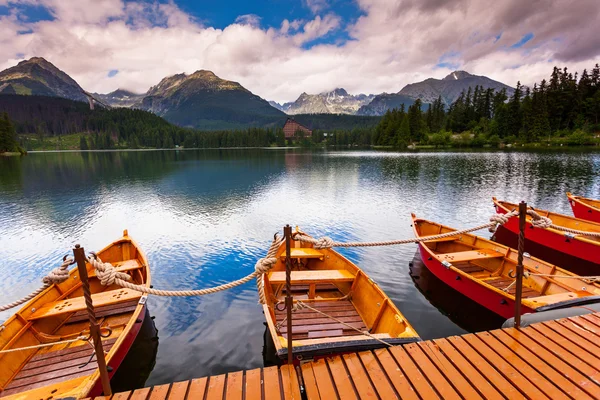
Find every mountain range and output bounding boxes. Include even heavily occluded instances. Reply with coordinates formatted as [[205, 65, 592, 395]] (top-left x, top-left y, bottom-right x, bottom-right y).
[[270, 88, 375, 115], [0, 57, 515, 129], [356, 71, 514, 116]]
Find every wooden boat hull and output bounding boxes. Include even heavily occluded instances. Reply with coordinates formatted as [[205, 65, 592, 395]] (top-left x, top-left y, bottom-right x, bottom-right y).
[[88, 303, 146, 398], [416, 243, 536, 319], [262, 230, 420, 363], [0, 231, 151, 400], [493, 199, 600, 272], [413, 215, 600, 320], [567, 192, 600, 224]]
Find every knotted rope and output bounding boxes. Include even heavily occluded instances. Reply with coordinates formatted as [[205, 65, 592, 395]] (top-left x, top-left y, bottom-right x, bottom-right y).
[[295, 211, 520, 249], [0, 256, 74, 312], [88, 235, 283, 304]]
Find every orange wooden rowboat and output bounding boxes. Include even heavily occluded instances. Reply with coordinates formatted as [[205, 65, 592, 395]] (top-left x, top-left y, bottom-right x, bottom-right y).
[[262, 228, 420, 362], [567, 192, 600, 223], [412, 215, 600, 319], [0, 230, 150, 399]]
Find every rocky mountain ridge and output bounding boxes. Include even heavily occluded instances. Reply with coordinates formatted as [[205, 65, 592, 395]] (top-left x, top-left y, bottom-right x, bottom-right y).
[[271, 88, 375, 115], [0, 57, 87, 102]]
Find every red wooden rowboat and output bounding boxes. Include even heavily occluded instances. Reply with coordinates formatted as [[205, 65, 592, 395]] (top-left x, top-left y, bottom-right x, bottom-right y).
[[493, 198, 600, 274], [412, 214, 600, 319], [567, 192, 600, 223]]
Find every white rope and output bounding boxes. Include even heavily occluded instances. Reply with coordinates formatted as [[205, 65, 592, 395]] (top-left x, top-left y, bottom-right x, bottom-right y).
[[88, 236, 283, 304], [0, 257, 74, 312], [526, 209, 600, 237], [0, 335, 88, 354], [295, 211, 519, 249]]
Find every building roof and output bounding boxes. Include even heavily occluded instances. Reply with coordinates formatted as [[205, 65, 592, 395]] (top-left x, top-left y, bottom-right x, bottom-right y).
[[283, 118, 312, 138]]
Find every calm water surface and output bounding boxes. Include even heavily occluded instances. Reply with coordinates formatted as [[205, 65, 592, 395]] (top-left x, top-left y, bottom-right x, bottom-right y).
[[1, 148, 600, 386]]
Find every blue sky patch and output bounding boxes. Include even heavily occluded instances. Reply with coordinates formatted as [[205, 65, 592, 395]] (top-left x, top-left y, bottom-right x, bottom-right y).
[[436, 62, 460, 70], [436, 51, 461, 70], [511, 33, 534, 49], [7, 3, 55, 22], [108, 69, 119, 78]]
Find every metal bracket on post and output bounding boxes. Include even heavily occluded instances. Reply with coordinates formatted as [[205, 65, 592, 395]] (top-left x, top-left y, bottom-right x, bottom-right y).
[[514, 201, 527, 329], [284, 225, 294, 365], [73, 244, 112, 396]]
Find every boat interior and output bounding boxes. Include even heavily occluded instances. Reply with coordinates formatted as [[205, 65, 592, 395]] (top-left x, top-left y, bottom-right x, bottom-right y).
[[413, 216, 600, 306], [263, 235, 418, 356], [0, 236, 148, 399], [494, 198, 600, 243]]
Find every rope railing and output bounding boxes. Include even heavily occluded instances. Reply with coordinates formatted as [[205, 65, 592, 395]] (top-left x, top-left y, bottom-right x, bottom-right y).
[[3, 206, 600, 313], [294, 211, 519, 249], [87, 235, 283, 304]]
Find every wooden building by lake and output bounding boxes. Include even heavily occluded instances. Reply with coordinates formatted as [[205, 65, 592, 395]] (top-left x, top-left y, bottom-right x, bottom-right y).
[[283, 118, 312, 138]]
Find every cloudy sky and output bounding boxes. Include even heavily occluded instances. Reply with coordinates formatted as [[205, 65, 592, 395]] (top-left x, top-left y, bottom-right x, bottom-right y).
[[0, 0, 598, 103]]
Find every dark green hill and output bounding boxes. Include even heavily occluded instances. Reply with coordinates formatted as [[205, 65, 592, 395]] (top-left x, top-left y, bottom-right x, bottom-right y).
[[136, 70, 285, 129]]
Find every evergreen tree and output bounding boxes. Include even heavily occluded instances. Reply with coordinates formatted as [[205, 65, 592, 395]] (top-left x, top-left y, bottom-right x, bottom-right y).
[[397, 115, 410, 147], [0, 113, 17, 152], [507, 81, 523, 136]]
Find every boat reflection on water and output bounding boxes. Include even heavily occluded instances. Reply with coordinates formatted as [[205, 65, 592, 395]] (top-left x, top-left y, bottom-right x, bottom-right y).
[[109, 307, 159, 393], [409, 251, 505, 333], [263, 323, 279, 367]]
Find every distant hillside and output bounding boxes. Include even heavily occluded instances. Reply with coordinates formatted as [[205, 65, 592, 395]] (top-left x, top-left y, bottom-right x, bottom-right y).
[[291, 113, 381, 131], [356, 94, 422, 116], [130, 70, 285, 129], [357, 71, 514, 116], [0, 94, 186, 148], [399, 70, 514, 106], [0, 57, 87, 102]]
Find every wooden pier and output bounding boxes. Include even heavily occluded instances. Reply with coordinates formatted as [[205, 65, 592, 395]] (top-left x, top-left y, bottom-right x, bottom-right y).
[[84, 312, 600, 399]]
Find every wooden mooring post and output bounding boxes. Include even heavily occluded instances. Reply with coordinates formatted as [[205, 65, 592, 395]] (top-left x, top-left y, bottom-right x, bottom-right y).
[[513, 201, 527, 328], [283, 225, 294, 365], [73, 245, 112, 396]]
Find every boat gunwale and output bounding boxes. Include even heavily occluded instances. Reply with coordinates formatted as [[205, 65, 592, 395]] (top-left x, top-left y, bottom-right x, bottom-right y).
[[493, 197, 600, 246]]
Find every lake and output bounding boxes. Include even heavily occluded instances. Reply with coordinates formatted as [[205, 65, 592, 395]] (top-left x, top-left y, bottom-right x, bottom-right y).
[[1, 148, 599, 386]]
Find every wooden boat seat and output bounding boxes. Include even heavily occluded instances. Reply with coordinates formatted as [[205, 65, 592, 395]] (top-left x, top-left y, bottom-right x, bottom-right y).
[[436, 249, 504, 263], [27, 289, 142, 321], [274, 300, 365, 340], [279, 248, 324, 260], [88, 259, 142, 278], [65, 299, 140, 324], [1, 338, 118, 397], [268, 270, 354, 285]]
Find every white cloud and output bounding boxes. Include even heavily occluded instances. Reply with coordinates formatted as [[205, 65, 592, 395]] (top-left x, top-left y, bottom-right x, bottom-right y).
[[304, 0, 328, 14], [1, 0, 599, 103], [234, 14, 261, 27]]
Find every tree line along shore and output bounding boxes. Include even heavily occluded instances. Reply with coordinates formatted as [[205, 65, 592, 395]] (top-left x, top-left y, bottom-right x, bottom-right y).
[[1, 64, 599, 154]]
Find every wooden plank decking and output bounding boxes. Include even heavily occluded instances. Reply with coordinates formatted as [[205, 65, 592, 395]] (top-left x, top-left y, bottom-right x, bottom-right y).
[[84, 312, 600, 400]]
